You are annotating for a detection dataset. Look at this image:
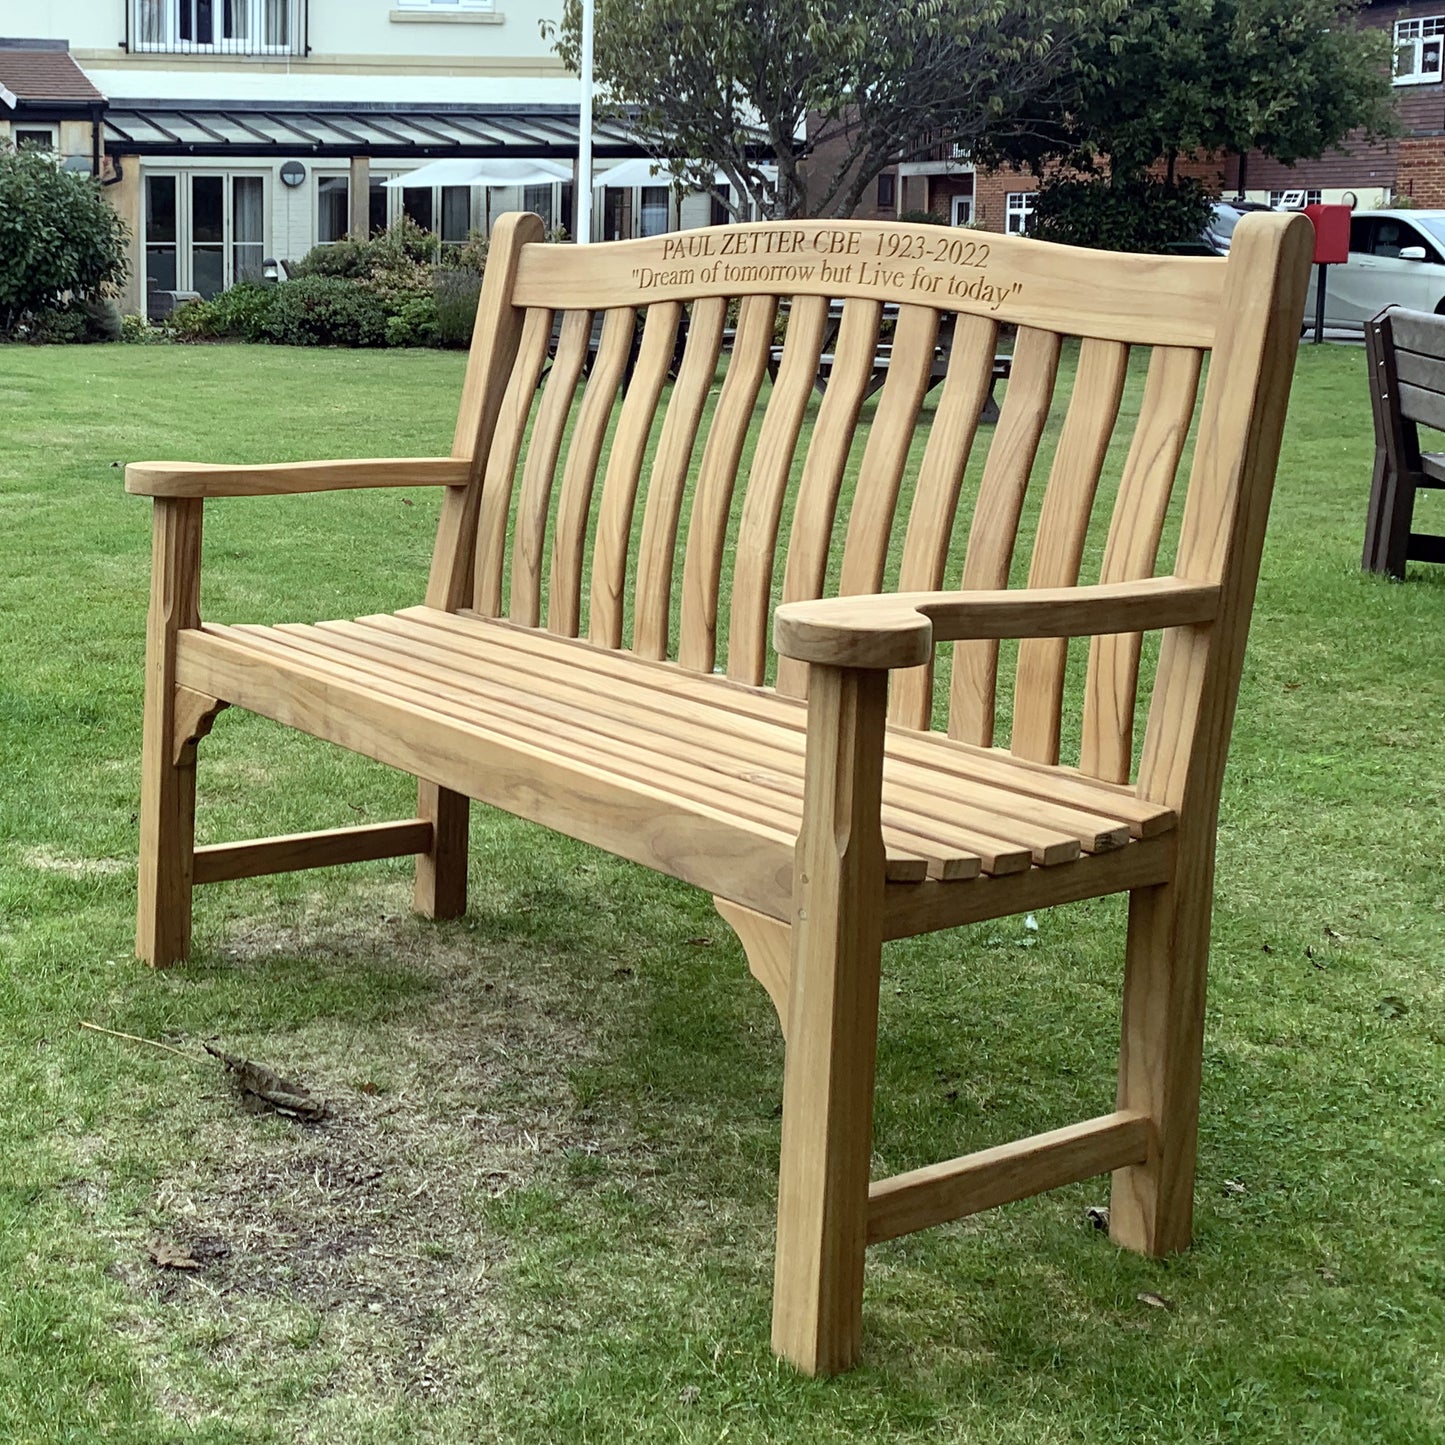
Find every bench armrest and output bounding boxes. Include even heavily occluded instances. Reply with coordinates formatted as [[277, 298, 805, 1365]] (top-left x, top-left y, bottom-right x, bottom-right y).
[[125, 457, 471, 498], [773, 576, 1221, 670]]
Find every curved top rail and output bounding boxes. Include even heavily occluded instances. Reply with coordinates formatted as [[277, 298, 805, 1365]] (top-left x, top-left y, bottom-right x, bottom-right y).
[[510, 219, 1227, 349]]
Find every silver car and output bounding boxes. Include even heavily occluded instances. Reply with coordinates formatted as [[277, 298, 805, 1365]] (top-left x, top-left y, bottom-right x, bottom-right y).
[[1316, 209, 1445, 328]]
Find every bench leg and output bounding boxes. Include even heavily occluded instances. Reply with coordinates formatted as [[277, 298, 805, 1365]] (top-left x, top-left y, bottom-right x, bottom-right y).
[[771, 666, 887, 1375], [136, 498, 203, 968], [413, 781, 469, 919], [1109, 880, 1209, 1256]]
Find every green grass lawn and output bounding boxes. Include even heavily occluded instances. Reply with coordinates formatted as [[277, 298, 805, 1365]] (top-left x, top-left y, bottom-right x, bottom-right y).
[[0, 338, 1442, 1444]]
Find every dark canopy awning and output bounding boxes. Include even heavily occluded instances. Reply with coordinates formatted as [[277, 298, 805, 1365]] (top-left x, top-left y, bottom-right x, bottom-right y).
[[103, 102, 646, 160]]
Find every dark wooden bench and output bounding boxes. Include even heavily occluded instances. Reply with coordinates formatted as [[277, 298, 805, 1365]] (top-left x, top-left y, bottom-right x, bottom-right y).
[[1364, 305, 1445, 576], [128, 212, 1312, 1375]]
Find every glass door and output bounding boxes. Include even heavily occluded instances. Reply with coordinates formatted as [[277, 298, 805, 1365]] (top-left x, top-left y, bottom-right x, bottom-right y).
[[231, 175, 265, 284], [190, 174, 225, 298], [145, 175, 179, 300]]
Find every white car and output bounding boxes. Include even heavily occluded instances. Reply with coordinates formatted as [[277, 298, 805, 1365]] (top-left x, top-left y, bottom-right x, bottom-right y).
[[1314, 209, 1445, 329]]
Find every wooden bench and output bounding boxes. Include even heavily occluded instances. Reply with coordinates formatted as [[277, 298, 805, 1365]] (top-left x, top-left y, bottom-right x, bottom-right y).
[[128, 212, 1313, 1374], [1364, 305, 1445, 576]]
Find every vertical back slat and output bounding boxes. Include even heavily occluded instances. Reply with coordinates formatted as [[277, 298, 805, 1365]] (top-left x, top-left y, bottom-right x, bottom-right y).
[[838, 304, 939, 597], [1010, 337, 1130, 763], [633, 297, 727, 660], [509, 308, 591, 627], [947, 325, 1063, 745], [678, 294, 779, 673], [589, 302, 683, 649], [428, 211, 543, 612], [1080, 345, 1203, 781], [889, 312, 1000, 728], [774, 299, 885, 698], [549, 307, 637, 637], [472, 306, 554, 616], [727, 295, 829, 686]]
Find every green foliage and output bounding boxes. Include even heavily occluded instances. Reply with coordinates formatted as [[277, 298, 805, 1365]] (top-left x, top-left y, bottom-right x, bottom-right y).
[[445, 228, 490, 275], [897, 209, 946, 227], [384, 291, 442, 348], [1031, 175, 1215, 252], [553, 0, 1119, 217], [118, 313, 155, 344], [0, 146, 129, 334], [262, 275, 389, 347], [980, 0, 1397, 182], [171, 282, 279, 342], [433, 269, 482, 348]]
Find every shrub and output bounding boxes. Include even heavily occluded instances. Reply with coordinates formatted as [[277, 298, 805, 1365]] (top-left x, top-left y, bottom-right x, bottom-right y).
[[120, 313, 162, 344], [171, 283, 278, 342], [1030, 176, 1214, 254], [385, 291, 442, 348], [433, 270, 481, 348], [898, 209, 946, 227], [0, 146, 129, 335], [262, 275, 389, 347]]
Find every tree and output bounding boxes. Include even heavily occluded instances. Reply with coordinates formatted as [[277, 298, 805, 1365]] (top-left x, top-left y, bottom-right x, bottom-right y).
[[976, 0, 1396, 185], [552, 0, 1119, 219], [0, 146, 129, 332]]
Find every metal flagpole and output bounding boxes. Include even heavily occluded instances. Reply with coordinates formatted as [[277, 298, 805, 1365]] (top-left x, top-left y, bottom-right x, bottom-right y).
[[576, 0, 595, 244]]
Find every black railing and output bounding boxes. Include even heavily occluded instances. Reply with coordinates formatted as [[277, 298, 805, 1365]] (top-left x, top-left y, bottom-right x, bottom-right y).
[[126, 0, 307, 56]]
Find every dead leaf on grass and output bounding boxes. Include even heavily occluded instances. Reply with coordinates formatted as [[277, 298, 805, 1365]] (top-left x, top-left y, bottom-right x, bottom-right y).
[[1136, 1291, 1174, 1311], [204, 1044, 329, 1122], [148, 1239, 202, 1271]]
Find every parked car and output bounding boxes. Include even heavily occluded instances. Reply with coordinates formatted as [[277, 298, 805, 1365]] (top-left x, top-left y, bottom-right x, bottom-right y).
[[1200, 199, 1279, 256], [1314, 210, 1445, 329]]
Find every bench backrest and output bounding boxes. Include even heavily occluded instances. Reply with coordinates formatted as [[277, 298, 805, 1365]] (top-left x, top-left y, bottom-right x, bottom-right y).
[[427, 212, 1311, 812], [1371, 306, 1445, 442]]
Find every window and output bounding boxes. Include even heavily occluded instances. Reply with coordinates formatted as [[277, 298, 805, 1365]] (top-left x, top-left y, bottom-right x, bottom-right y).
[[1005, 191, 1035, 235], [1395, 16, 1445, 84], [523, 184, 555, 229], [639, 185, 669, 236], [1269, 189, 1321, 209], [950, 195, 974, 227], [876, 172, 896, 210], [317, 175, 349, 242], [145, 171, 267, 307], [14, 127, 55, 150], [134, 0, 297, 54], [440, 186, 471, 243]]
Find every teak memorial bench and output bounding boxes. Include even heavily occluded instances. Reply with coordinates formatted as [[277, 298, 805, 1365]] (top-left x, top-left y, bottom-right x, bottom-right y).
[[1364, 304, 1445, 576], [129, 212, 1313, 1375]]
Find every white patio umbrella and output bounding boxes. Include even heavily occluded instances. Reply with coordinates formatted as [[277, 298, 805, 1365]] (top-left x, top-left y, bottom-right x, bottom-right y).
[[382, 157, 574, 189]]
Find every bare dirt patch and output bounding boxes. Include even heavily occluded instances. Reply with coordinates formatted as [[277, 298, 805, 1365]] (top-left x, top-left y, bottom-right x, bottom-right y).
[[22, 845, 130, 879], [94, 906, 645, 1420]]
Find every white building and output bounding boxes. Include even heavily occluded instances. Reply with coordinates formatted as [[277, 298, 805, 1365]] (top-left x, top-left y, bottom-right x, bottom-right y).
[[0, 0, 716, 314]]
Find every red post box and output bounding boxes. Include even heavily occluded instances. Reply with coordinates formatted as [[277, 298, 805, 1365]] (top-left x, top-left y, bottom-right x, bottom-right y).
[[1302, 203, 1352, 342], [1303, 203, 1351, 265]]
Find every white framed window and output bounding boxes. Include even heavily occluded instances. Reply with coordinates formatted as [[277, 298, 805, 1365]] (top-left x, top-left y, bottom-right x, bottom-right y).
[[14, 126, 56, 150], [950, 195, 974, 226], [1269, 189, 1321, 209], [1395, 16, 1445, 84], [134, 0, 299, 53], [144, 170, 267, 308], [1005, 191, 1035, 235]]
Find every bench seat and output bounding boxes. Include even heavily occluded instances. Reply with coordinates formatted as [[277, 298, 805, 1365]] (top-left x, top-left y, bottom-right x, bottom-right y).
[[177, 605, 1175, 924]]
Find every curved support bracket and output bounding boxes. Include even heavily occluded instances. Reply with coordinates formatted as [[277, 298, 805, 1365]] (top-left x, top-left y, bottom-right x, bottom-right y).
[[714, 897, 791, 1038], [172, 685, 229, 765]]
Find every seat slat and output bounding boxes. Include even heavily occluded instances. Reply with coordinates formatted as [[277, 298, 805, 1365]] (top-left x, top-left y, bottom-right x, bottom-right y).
[[775, 298, 884, 697], [633, 296, 728, 660], [400, 604, 1175, 835], [589, 302, 683, 649], [678, 294, 779, 672], [728, 295, 830, 686], [1011, 337, 1130, 765], [510, 307, 591, 627], [473, 306, 553, 616], [891, 313, 1001, 729], [948, 325, 1063, 746], [1081, 345, 1202, 782], [838, 304, 940, 598], [368, 609, 1151, 854], [550, 307, 637, 638]]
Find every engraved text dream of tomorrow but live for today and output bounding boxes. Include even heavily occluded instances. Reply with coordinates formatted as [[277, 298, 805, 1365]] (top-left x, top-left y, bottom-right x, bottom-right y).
[[630, 226, 1024, 311]]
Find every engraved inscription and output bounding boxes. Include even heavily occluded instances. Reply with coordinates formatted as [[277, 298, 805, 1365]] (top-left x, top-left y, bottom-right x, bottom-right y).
[[628, 225, 1023, 310]]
